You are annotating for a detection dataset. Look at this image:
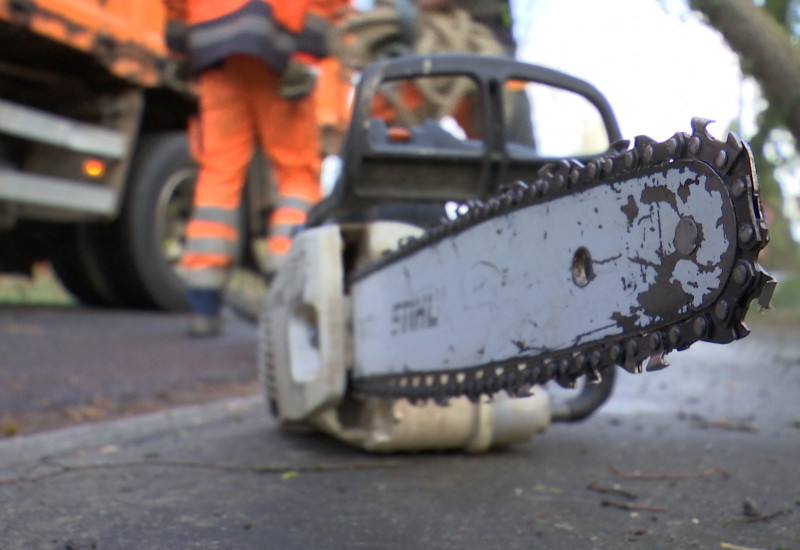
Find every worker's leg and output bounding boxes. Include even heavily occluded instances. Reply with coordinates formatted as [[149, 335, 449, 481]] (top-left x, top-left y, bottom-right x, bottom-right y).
[[181, 63, 254, 335], [315, 57, 351, 156], [239, 58, 321, 273]]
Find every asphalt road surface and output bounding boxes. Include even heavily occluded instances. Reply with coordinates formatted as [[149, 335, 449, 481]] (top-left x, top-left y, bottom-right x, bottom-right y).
[[0, 305, 799, 550], [0, 306, 259, 435]]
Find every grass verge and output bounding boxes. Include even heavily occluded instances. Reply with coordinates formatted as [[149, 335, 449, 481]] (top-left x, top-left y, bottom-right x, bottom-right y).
[[0, 262, 75, 306]]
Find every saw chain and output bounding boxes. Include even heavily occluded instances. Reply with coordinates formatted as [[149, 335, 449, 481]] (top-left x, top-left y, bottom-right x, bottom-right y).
[[348, 119, 775, 403]]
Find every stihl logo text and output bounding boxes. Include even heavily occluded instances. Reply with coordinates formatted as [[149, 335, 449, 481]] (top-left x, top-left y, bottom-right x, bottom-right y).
[[391, 293, 438, 335]]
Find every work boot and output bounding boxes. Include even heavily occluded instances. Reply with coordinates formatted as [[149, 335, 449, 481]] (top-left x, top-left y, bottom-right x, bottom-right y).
[[186, 288, 223, 338]]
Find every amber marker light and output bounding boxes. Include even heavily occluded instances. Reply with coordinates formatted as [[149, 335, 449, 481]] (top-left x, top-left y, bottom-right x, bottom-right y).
[[83, 158, 105, 178]]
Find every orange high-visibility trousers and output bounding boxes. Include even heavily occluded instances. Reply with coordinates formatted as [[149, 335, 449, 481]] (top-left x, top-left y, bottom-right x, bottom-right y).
[[181, 55, 321, 290]]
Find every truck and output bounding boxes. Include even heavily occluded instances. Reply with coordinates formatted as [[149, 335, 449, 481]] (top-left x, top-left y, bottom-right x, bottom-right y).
[[0, 0, 270, 310]]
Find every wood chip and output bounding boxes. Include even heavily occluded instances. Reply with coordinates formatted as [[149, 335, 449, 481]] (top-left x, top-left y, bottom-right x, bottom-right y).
[[600, 499, 666, 512]]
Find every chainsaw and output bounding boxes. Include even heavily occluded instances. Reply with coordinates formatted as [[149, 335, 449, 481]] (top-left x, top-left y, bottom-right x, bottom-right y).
[[258, 55, 774, 453]]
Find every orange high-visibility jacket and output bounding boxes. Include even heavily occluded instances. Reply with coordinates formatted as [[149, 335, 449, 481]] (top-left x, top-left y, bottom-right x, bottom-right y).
[[163, 0, 334, 73]]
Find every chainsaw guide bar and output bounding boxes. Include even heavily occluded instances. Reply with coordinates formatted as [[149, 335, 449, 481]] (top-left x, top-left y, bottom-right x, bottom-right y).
[[348, 119, 774, 403]]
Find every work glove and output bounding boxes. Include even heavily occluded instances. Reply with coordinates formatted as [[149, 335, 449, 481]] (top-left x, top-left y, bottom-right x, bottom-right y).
[[165, 20, 188, 56], [163, 57, 193, 96], [279, 59, 318, 100]]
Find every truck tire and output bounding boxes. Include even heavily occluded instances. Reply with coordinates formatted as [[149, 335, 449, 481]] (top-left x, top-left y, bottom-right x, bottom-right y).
[[109, 132, 198, 311], [49, 224, 122, 308], [88, 131, 247, 311]]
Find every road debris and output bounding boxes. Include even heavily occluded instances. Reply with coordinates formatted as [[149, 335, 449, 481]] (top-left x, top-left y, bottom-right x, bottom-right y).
[[719, 543, 768, 550], [0, 418, 20, 437], [0, 459, 401, 486], [742, 498, 760, 518], [64, 539, 98, 550], [610, 463, 730, 480], [720, 506, 792, 526], [587, 481, 638, 500], [678, 412, 758, 433], [600, 499, 666, 512]]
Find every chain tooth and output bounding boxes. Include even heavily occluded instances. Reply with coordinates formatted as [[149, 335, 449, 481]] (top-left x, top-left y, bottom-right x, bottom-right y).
[[539, 179, 551, 197], [536, 360, 552, 384], [601, 158, 614, 178], [688, 135, 703, 156], [576, 353, 591, 372], [554, 357, 573, 389], [622, 149, 637, 171], [693, 315, 711, 339], [690, 116, 714, 137], [584, 160, 599, 183], [568, 166, 582, 187], [633, 135, 658, 166], [589, 349, 605, 369], [665, 136, 680, 158], [732, 321, 751, 340]]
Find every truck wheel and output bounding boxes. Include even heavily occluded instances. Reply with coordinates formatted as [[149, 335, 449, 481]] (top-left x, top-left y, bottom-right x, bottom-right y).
[[94, 131, 247, 311], [49, 224, 122, 308], [112, 132, 198, 311]]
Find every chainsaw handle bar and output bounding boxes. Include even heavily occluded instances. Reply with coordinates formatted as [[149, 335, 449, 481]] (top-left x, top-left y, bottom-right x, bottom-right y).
[[309, 54, 622, 227]]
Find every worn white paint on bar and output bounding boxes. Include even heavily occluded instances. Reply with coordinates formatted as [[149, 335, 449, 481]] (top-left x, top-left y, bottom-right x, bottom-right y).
[[353, 164, 734, 377]]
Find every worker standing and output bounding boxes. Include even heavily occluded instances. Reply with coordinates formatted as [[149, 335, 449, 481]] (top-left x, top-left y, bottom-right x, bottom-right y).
[[162, 0, 336, 337]]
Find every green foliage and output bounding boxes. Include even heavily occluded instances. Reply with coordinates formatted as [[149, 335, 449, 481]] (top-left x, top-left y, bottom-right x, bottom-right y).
[[0, 264, 75, 306], [773, 271, 800, 306], [748, 123, 800, 271], [721, 0, 800, 271], [763, 0, 789, 25]]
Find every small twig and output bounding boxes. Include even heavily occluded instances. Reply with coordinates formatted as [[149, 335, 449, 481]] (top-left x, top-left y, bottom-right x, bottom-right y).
[[720, 509, 792, 526], [610, 462, 730, 480], [587, 480, 638, 500], [719, 543, 769, 550], [0, 459, 401, 486], [678, 412, 758, 432], [694, 419, 759, 433], [600, 499, 666, 512]]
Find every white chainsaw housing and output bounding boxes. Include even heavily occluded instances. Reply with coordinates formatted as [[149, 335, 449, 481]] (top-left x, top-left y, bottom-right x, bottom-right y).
[[259, 221, 551, 452]]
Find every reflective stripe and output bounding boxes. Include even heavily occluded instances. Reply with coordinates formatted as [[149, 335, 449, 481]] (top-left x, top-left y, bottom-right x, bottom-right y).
[[193, 206, 240, 228], [276, 195, 313, 212], [188, 1, 296, 73], [184, 237, 238, 256], [185, 219, 238, 240], [272, 207, 307, 226], [270, 222, 296, 238], [192, 14, 294, 52], [181, 251, 231, 269], [268, 235, 292, 255], [183, 266, 230, 289]]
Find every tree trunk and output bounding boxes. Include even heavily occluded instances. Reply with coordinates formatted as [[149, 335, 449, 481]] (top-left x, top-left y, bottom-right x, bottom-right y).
[[691, 0, 800, 147]]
